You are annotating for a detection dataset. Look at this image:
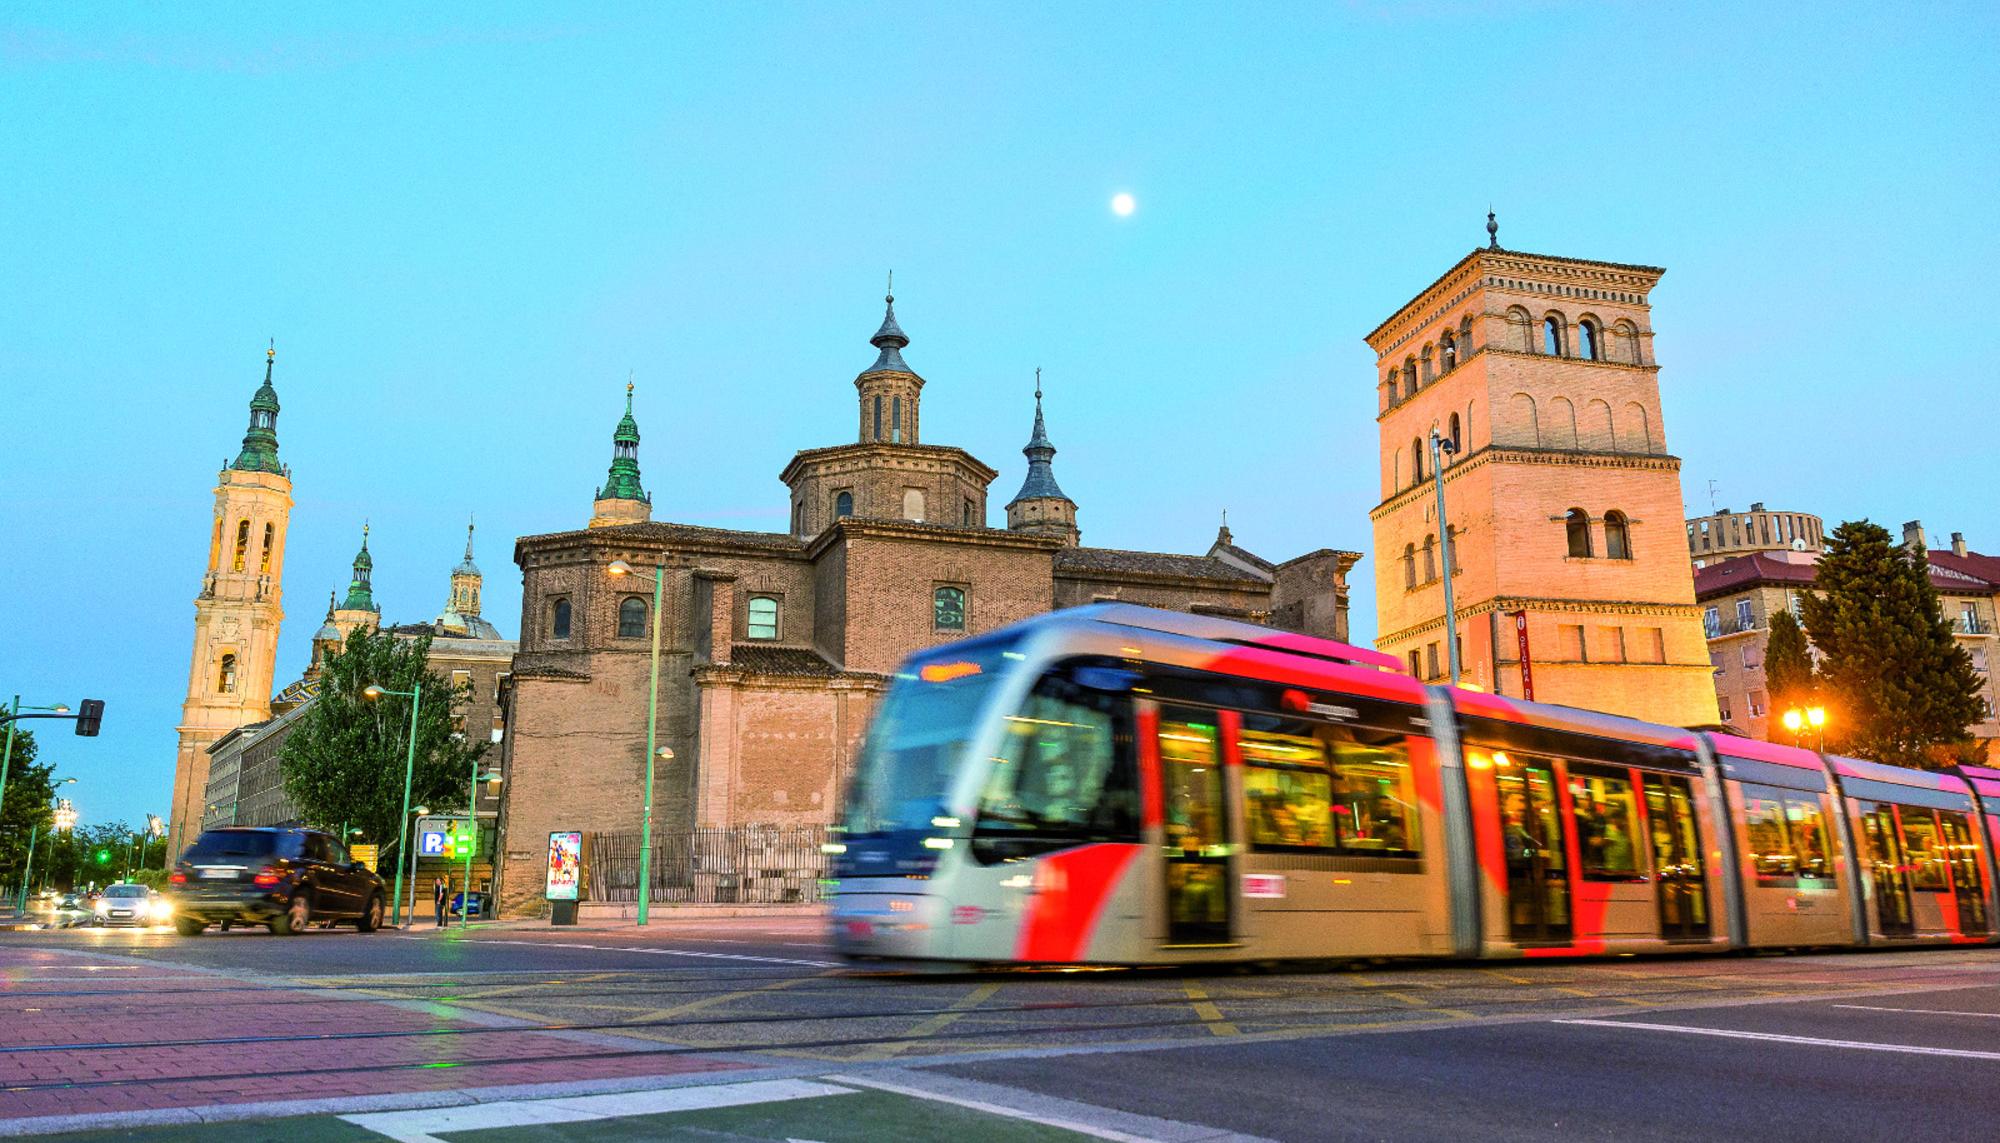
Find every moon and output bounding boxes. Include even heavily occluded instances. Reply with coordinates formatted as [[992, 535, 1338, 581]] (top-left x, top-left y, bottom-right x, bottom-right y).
[[1111, 192, 1136, 217]]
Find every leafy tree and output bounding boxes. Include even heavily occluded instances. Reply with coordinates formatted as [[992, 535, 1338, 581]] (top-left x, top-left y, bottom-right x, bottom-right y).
[[1762, 607, 1817, 734], [279, 627, 483, 868], [0, 727, 56, 891], [1799, 520, 1983, 768]]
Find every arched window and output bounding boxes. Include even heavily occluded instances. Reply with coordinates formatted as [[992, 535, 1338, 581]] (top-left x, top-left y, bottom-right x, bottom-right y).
[[1448, 412, 1462, 452], [1421, 535, 1437, 583], [1566, 509, 1593, 558], [232, 519, 250, 572], [617, 597, 648, 638], [1578, 319, 1600, 361], [1542, 316, 1563, 356], [1402, 543, 1417, 589], [1420, 345, 1434, 381], [902, 488, 926, 521], [208, 517, 223, 571], [550, 598, 572, 640], [1446, 524, 1461, 573], [259, 523, 274, 574], [1459, 315, 1474, 354], [934, 586, 966, 631], [835, 491, 854, 518], [873, 395, 883, 441], [891, 395, 902, 443], [1440, 331, 1456, 370], [1403, 359, 1417, 398], [1411, 438, 1425, 485], [1604, 510, 1632, 560], [217, 653, 237, 694], [747, 595, 779, 640]]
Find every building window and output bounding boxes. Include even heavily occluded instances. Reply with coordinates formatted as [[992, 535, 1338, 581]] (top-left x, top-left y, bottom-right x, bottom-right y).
[[873, 395, 883, 441], [1565, 508, 1592, 558], [1749, 691, 1767, 718], [963, 498, 975, 526], [1736, 598, 1754, 631], [1411, 438, 1424, 485], [217, 653, 237, 694], [1440, 330, 1457, 370], [1972, 647, 1988, 673], [1445, 524, 1461, 573], [1604, 510, 1632, 560], [550, 597, 572, 640], [450, 669, 472, 702], [834, 490, 853, 518], [1742, 644, 1759, 669], [1718, 695, 1734, 722], [1424, 643, 1440, 680], [1542, 316, 1563, 356], [1402, 543, 1417, 589], [1448, 412, 1462, 452], [232, 519, 250, 572], [902, 488, 926, 522], [1704, 606, 1721, 638], [617, 596, 648, 638], [934, 586, 966, 631], [1421, 534, 1437, 583], [1407, 649, 1421, 677], [1403, 360, 1417, 397], [891, 395, 902, 443], [747, 595, 779, 641], [1578, 319, 1599, 361], [1560, 624, 1587, 662], [259, 523, 274, 574]]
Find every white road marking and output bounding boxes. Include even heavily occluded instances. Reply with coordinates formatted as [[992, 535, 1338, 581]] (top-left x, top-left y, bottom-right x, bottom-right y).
[[1835, 1004, 2000, 1019], [341, 1077, 854, 1141], [1557, 1018, 2000, 1061], [396, 936, 838, 967], [828, 1073, 1160, 1142]]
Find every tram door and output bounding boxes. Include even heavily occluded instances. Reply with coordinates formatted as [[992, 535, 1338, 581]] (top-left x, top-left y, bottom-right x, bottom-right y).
[[1496, 757, 1571, 942], [1156, 710, 1232, 945], [1642, 775, 1711, 940], [1859, 803, 1915, 938], [1938, 811, 1990, 935]]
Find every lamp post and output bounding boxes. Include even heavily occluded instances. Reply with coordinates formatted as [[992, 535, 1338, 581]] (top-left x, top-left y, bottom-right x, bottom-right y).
[[459, 767, 502, 927], [1428, 428, 1462, 684], [1780, 705, 1829, 751], [0, 697, 70, 829], [364, 683, 424, 928], [18, 781, 76, 913], [607, 558, 666, 926], [406, 804, 430, 925]]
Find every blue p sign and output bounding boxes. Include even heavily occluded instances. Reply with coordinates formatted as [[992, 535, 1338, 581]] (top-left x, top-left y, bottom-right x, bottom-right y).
[[419, 830, 447, 856]]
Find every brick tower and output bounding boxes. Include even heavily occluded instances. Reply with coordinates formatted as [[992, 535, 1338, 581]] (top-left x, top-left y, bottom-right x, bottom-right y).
[[1004, 371, 1080, 546], [1367, 217, 1718, 726], [169, 346, 293, 857]]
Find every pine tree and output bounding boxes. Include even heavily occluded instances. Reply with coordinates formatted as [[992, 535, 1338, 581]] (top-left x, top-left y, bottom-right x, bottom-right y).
[[279, 627, 484, 866], [1762, 607, 1816, 735], [1799, 520, 1983, 768]]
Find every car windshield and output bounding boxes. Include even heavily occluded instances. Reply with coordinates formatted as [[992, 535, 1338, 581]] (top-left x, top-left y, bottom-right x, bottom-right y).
[[843, 634, 1022, 837], [183, 831, 277, 862], [105, 886, 146, 898]]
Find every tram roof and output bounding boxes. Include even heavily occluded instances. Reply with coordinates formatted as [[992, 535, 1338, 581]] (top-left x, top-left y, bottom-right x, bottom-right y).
[[1700, 731, 1825, 772], [1051, 603, 1404, 672], [1956, 763, 2000, 801], [1446, 688, 1698, 752], [1828, 753, 1975, 796]]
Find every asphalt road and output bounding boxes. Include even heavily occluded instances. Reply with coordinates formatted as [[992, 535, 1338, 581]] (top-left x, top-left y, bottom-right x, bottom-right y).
[[5, 920, 2000, 1141]]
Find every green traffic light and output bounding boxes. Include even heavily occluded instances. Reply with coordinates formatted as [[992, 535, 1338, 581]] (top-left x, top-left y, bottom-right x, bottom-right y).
[[95, 850, 110, 864]]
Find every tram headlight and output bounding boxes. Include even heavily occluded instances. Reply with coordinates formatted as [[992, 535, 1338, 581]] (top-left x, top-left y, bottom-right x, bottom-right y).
[[922, 837, 956, 850]]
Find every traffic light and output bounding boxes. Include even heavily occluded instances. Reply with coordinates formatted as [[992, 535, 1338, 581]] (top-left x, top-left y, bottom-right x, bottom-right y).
[[95, 849, 111, 865], [74, 699, 104, 737]]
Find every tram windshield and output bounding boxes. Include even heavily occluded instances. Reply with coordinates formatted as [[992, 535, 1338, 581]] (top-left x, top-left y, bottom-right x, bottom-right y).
[[843, 634, 1024, 843]]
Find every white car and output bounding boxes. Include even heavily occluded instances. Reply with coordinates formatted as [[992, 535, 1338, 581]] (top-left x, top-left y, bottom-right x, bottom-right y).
[[91, 884, 166, 927]]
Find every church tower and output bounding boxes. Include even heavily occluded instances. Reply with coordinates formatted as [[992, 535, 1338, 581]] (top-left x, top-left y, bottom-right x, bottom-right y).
[[589, 382, 651, 528], [441, 518, 483, 628], [168, 346, 294, 858], [1004, 371, 1080, 546], [331, 524, 382, 638], [1367, 217, 1717, 726]]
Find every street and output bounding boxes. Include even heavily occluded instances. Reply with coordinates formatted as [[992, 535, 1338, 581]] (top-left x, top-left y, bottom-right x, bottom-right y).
[[2, 920, 1999, 1140]]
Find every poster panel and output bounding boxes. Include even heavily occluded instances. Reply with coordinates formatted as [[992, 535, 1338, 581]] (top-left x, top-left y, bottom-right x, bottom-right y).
[[546, 831, 583, 901]]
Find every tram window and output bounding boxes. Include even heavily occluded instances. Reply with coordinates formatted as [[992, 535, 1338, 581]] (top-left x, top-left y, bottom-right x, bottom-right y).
[[1570, 768, 1642, 881], [1740, 782, 1833, 885], [1238, 716, 1419, 857], [1898, 807, 1947, 891], [971, 669, 1138, 862]]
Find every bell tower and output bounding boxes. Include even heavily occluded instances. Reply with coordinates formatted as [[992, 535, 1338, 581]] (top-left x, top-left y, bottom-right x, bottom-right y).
[[169, 345, 294, 858], [590, 382, 652, 528], [1367, 218, 1716, 726]]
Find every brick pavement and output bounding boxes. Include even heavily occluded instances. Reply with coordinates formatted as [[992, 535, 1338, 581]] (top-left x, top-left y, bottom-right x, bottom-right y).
[[0, 945, 742, 1122]]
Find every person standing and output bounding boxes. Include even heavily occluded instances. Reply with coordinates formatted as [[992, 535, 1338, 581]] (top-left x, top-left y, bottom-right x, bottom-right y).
[[432, 875, 448, 927]]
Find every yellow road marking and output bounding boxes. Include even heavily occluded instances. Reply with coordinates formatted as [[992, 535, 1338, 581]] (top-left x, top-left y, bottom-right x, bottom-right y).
[[853, 982, 1004, 1061], [1184, 981, 1240, 1036]]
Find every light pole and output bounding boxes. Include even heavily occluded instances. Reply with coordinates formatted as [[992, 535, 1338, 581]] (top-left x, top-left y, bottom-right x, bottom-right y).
[[1780, 705, 1829, 751], [364, 683, 424, 928], [607, 558, 666, 926], [459, 767, 502, 927], [0, 697, 70, 826], [18, 781, 76, 912], [1428, 428, 1462, 684], [406, 804, 430, 925]]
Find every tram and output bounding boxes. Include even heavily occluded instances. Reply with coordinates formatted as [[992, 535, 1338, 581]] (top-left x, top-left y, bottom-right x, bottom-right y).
[[828, 603, 2000, 964]]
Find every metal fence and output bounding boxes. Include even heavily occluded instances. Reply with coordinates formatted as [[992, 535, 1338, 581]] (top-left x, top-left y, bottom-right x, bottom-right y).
[[587, 825, 828, 905]]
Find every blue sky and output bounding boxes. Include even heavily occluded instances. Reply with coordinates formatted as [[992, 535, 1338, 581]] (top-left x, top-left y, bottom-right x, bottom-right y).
[[3, 5, 1994, 828]]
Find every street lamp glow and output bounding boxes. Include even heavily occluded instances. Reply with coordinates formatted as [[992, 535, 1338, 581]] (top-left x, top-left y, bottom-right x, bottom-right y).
[[656, 747, 675, 761], [1807, 706, 1827, 729], [50, 704, 68, 714], [363, 685, 385, 700], [1781, 709, 1804, 734], [607, 559, 634, 577]]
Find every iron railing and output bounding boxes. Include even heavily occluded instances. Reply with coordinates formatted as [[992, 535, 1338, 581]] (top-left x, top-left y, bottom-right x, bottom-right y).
[[587, 825, 829, 905]]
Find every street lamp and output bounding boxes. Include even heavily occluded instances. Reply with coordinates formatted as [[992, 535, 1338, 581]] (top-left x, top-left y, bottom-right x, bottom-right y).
[[459, 767, 503, 928], [1781, 705, 1829, 751], [364, 682, 425, 928], [1428, 428, 1462, 684], [406, 804, 430, 926], [18, 781, 76, 912], [607, 556, 667, 926]]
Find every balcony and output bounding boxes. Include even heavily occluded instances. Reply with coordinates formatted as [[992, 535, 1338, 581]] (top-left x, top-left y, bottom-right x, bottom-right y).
[[1953, 617, 1993, 636]]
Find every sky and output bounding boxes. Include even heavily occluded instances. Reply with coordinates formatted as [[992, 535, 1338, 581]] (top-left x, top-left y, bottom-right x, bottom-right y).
[[2, 5, 1995, 829]]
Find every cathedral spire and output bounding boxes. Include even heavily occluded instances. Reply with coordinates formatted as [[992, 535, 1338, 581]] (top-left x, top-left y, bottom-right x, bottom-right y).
[[230, 342, 284, 474], [596, 380, 649, 504], [1004, 369, 1079, 545], [340, 523, 379, 614], [865, 272, 911, 374], [456, 515, 480, 576]]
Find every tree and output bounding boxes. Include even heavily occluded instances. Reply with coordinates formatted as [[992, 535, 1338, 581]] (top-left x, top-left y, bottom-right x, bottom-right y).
[[0, 728, 56, 891], [279, 627, 483, 867], [1763, 607, 1817, 736], [1799, 520, 1983, 768]]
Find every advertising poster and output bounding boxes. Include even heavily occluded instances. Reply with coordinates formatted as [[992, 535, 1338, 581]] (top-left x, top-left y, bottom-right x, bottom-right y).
[[545, 831, 583, 901]]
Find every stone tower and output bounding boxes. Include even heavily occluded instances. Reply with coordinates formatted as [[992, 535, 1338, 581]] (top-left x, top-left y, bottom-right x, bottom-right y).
[[441, 518, 483, 627], [331, 524, 381, 638], [1367, 218, 1718, 727], [1004, 372, 1080, 546], [854, 278, 923, 446], [168, 346, 294, 857], [589, 382, 651, 528]]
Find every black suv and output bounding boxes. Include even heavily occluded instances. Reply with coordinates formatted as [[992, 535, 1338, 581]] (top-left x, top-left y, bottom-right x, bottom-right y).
[[167, 827, 387, 936]]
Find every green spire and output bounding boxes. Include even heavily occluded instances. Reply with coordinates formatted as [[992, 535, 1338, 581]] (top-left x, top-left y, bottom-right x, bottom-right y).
[[340, 523, 379, 613], [595, 380, 649, 504], [230, 342, 285, 474]]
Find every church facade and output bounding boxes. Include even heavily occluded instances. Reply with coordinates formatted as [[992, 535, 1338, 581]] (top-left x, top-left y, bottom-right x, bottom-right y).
[[495, 290, 1360, 915]]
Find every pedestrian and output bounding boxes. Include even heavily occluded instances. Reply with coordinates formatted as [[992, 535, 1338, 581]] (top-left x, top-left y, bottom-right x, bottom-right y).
[[432, 876, 448, 927]]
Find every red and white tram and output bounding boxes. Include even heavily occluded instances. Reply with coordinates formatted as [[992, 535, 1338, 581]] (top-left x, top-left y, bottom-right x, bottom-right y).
[[829, 603, 2000, 964]]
